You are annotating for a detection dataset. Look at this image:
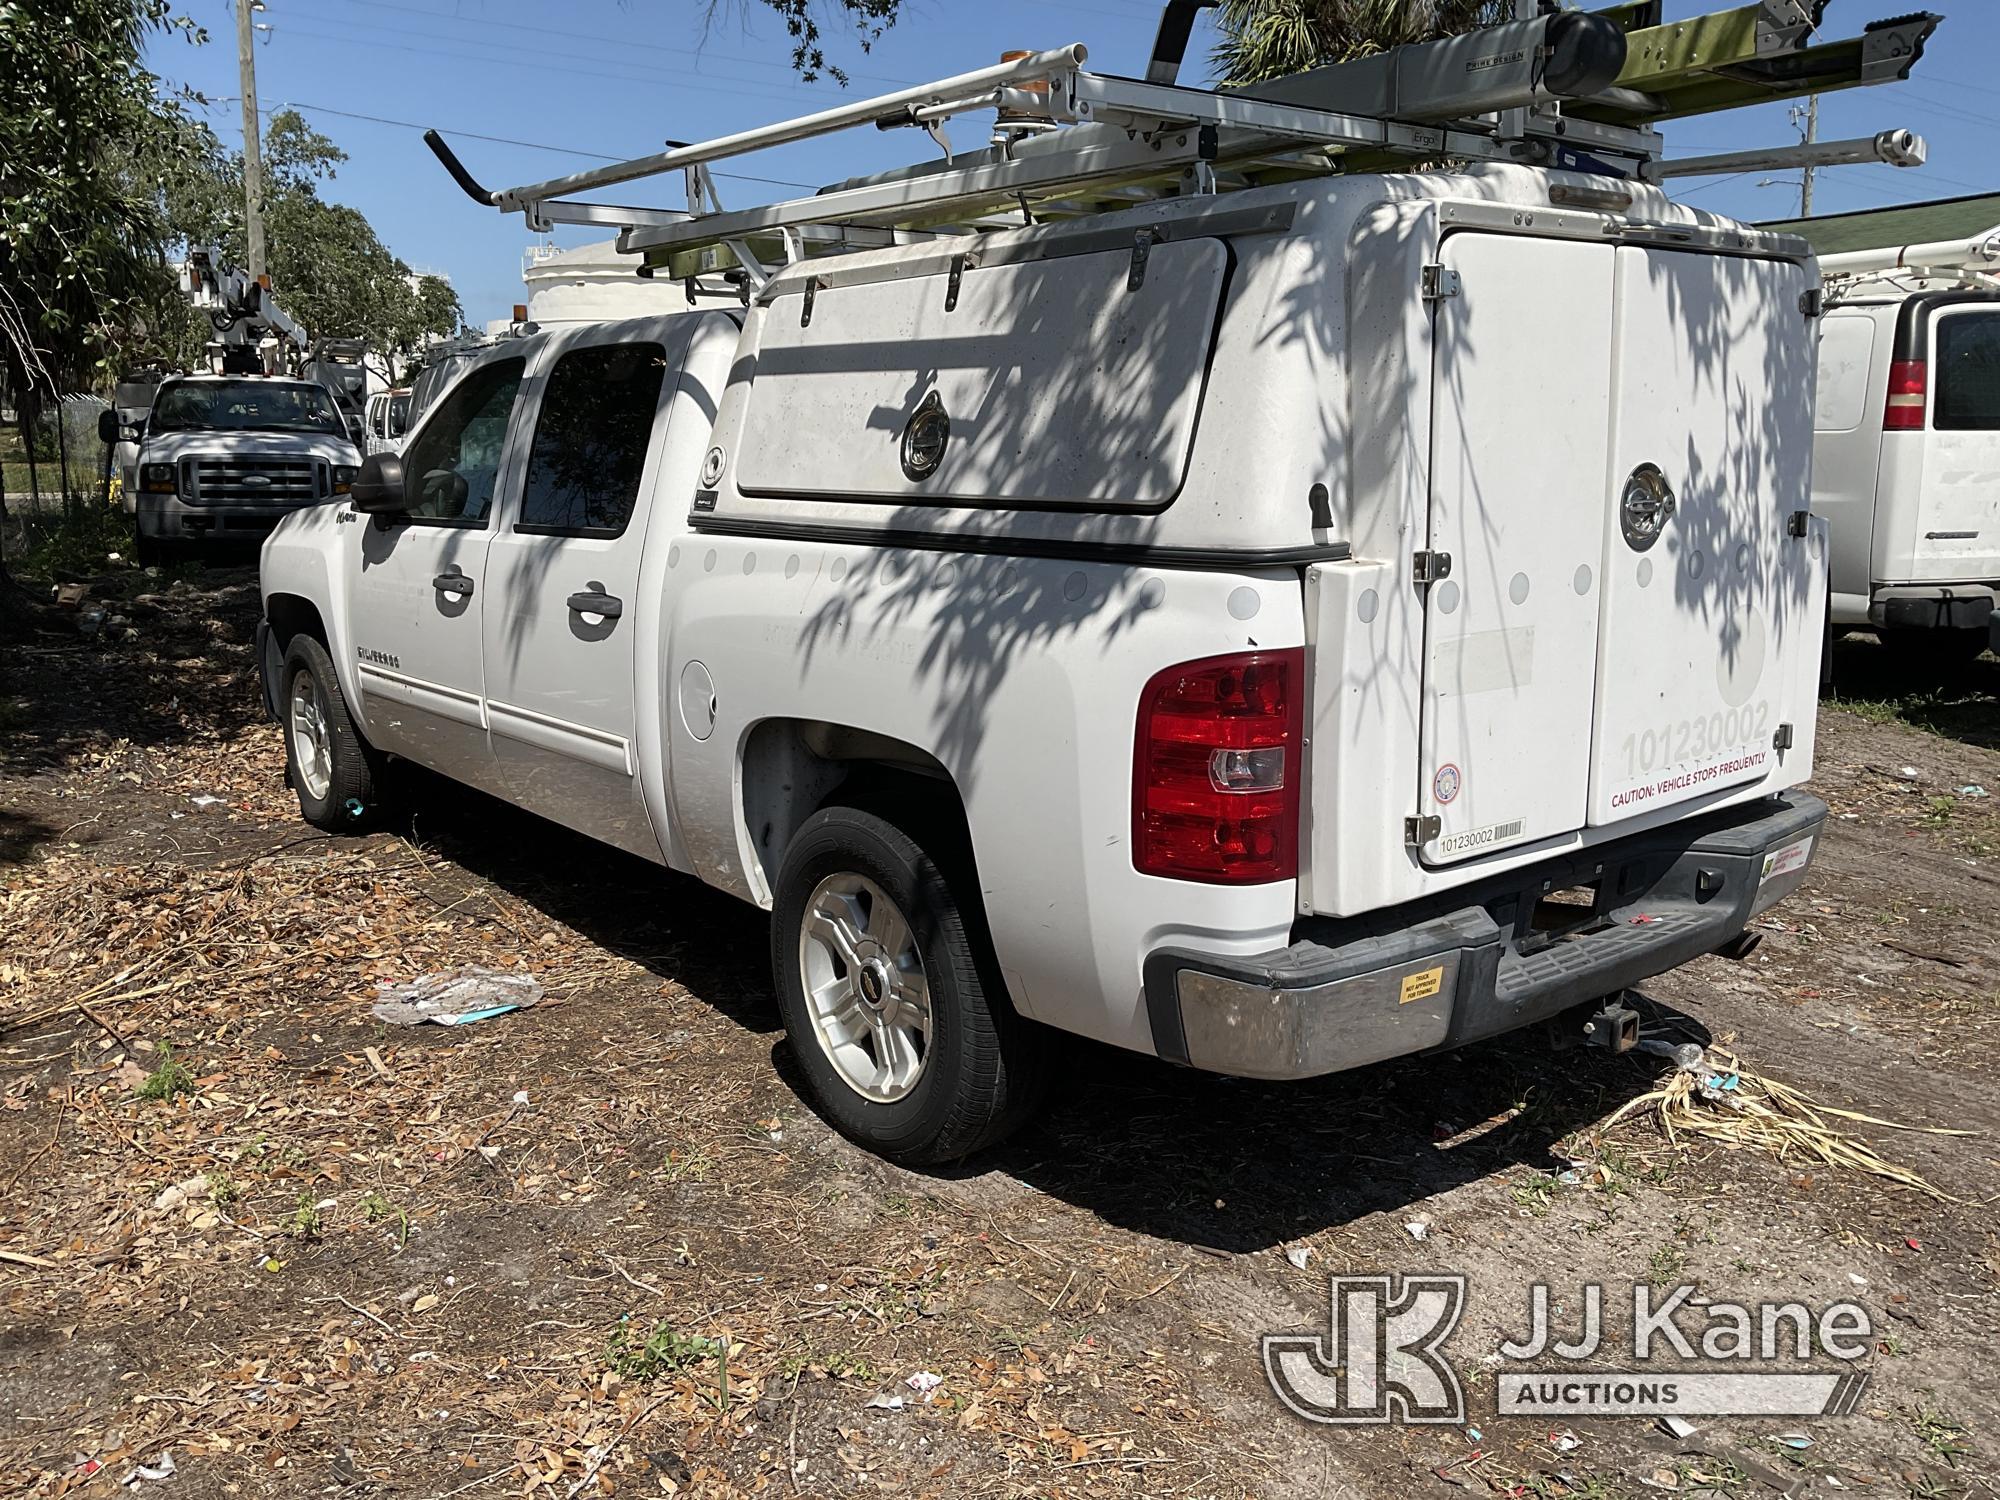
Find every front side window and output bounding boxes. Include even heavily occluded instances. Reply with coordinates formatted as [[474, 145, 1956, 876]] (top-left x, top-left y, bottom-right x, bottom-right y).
[[517, 343, 669, 537], [1934, 310, 2000, 431], [400, 357, 524, 524]]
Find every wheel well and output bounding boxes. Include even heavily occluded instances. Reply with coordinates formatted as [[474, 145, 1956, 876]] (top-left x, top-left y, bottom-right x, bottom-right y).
[[740, 719, 966, 905], [265, 593, 328, 654]]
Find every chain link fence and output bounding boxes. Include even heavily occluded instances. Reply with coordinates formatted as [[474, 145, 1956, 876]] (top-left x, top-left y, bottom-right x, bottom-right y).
[[1, 392, 132, 578]]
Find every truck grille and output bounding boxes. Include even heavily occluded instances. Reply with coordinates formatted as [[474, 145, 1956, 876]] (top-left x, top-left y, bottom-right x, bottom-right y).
[[183, 456, 323, 506]]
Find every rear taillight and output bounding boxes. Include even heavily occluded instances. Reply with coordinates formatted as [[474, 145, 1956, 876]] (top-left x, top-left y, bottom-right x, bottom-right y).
[[1133, 648, 1303, 884], [1884, 359, 1928, 431]]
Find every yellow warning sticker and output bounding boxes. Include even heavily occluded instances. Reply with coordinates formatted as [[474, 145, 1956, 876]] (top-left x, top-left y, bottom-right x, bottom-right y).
[[1399, 965, 1445, 1005]]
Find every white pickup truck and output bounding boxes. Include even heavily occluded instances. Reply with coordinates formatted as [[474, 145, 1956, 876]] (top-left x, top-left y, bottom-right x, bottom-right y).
[[258, 155, 1832, 1163]]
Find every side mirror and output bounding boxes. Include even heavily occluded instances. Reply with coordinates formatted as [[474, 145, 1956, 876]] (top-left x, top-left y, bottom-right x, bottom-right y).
[[349, 453, 408, 513], [98, 410, 123, 445], [346, 415, 367, 445]]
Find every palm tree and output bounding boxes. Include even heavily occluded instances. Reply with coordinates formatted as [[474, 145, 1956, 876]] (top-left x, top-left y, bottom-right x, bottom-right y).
[[1213, 0, 1508, 86]]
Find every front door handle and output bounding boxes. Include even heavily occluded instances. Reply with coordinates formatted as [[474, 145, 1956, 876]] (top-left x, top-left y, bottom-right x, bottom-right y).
[[432, 570, 474, 599], [566, 589, 623, 619]]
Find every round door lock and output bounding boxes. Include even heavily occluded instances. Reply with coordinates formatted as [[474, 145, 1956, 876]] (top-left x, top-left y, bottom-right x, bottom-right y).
[[899, 391, 950, 482], [1620, 463, 1676, 552], [700, 445, 726, 487]]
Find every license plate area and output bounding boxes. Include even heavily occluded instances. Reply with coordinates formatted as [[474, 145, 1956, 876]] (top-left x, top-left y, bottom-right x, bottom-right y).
[[1517, 878, 1612, 956]]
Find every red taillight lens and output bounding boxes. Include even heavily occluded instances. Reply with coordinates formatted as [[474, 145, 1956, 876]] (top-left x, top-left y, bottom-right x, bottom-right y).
[[1884, 359, 1928, 431], [1133, 648, 1303, 884]]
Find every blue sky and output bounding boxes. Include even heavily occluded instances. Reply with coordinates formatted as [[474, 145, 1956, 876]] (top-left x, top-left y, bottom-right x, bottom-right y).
[[145, 1, 1998, 327]]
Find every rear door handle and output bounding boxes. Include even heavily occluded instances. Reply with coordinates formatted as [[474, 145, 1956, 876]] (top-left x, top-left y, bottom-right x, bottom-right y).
[[567, 589, 623, 619], [432, 570, 474, 598]]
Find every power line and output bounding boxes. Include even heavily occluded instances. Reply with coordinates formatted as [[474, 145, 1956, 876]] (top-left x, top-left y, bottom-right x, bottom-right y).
[[318, 0, 924, 91], [212, 96, 820, 191]]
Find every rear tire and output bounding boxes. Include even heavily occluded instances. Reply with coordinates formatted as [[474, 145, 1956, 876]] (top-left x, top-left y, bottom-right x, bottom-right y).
[[770, 804, 1048, 1165], [282, 634, 384, 832]]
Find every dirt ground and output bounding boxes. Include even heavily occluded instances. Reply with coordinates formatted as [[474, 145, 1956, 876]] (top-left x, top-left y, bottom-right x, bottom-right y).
[[2, 568, 1997, 1500]]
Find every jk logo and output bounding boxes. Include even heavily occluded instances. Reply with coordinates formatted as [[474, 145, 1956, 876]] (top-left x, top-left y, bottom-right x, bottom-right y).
[[1264, 1274, 1467, 1425]]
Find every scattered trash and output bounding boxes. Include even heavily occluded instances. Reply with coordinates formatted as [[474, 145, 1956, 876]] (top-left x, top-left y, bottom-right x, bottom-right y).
[[372, 967, 545, 1027], [1638, 1039, 1708, 1074], [1284, 1244, 1312, 1270], [512, 1090, 530, 1106], [1602, 1043, 1972, 1201], [77, 605, 107, 639], [1550, 1429, 1580, 1453], [1658, 1415, 1699, 1440], [864, 1393, 905, 1411], [1774, 1433, 1813, 1450], [1465, 1426, 1482, 1443], [1403, 1219, 1431, 1242], [120, 1452, 176, 1486], [1848, 1272, 1868, 1287], [187, 794, 226, 809], [905, 1370, 943, 1397], [1960, 785, 1990, 799], [1906, 1237, 1922, 1252], [1899, 765, 1921, 779], [53, 582, 88, 609]]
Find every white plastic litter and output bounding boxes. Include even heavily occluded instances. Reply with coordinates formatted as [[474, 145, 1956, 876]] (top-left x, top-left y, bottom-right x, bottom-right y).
[[1404, 1220, 1430, 1242], [864, 1393, 905, 1411], [372, 967, 544, 1026], [906, 1371, 943, 1396], [120, 1452, 175, 1487], [1285, 1244, 1312, 1269]]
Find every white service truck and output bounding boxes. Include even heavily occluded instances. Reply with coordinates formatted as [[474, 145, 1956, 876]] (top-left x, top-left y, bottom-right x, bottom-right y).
[[1812, 233, 2000, 663], [256, 9, 1929, 1162]]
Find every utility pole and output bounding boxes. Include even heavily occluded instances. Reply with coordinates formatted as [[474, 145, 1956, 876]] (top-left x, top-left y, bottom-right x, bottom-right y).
[[236, 0, 266, 279], [1800, 92, 1819, 218]]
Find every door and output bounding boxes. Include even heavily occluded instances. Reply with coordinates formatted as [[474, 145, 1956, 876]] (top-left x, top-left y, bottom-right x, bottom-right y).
[[1417, 232, 1616, 865], [347, 353, 526, 788], [1914, 304, 2000, 581], [480, 334, 676, 855], [1585, 247, 1814, 825], [1809, 310, 1883, 609]]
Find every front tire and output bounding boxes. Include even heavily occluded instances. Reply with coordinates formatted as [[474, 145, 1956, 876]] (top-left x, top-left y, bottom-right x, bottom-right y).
[[282, 634, 383, 832], [770, 804, 1047, 1165]]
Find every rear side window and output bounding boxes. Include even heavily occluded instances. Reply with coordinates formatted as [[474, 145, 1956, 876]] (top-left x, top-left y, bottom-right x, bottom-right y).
[[1813, 316, 1876, 433], [1933, 310, 2000, 431], [517, 343, 668, 537], [401, 357, 524, 524]]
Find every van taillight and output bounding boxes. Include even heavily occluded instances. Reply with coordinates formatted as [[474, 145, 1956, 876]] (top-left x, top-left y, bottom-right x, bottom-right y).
[[1884, 359, 1928, 431], [1132, 649, 1303, 884]]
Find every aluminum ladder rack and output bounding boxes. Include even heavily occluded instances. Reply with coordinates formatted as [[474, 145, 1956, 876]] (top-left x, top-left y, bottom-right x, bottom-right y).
[[422, 2, 1940, 289]]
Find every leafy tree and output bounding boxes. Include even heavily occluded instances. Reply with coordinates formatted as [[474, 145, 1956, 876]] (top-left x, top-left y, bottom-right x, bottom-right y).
[[709, 0, 899, 84], [1213, 0, 1506, 86], [0, 0, 213, 617], [160, 109, 463, 383]]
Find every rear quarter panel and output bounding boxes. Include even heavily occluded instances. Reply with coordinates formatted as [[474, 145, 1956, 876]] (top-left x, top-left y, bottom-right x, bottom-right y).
[[662, 545, 1304, 1055]]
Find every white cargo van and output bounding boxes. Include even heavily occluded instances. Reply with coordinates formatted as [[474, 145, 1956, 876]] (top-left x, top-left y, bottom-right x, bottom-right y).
[[1814, 235, 2000, 662], [255, 10, 1936, 1161]]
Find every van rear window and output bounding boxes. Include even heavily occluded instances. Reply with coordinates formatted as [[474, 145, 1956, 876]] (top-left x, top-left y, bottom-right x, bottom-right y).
[[1934, 310, 2000, 431]]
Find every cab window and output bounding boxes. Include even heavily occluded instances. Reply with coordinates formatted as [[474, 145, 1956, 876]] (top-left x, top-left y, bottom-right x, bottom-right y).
[[516, 343, 668, 538], [400, 357, 524, 524], [1933, 310, 2000, 431]]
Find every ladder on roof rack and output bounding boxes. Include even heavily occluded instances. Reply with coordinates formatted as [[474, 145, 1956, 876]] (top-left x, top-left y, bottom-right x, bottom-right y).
[[423, 2, 1940, 289]]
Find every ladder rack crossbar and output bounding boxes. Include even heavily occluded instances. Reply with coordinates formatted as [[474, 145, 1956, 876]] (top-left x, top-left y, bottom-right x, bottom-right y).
[[488, 44, 1089, 212]]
